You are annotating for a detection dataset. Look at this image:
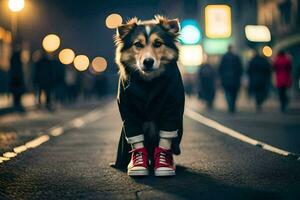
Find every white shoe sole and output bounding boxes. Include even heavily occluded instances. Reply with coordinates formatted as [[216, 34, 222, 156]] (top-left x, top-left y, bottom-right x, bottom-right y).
[[154, 170, 176, 176], [128, 169, 149, 176]]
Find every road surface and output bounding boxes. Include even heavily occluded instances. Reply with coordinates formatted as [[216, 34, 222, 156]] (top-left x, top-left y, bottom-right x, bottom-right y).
[[0, 98, 300, 199]]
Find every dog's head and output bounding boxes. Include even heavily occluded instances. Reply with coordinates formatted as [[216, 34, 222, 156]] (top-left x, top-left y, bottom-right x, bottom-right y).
[[114, 15, 180, 81]]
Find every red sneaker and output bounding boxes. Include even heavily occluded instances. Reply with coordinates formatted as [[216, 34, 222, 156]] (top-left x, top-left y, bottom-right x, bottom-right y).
[[127, 147, 149, 176], [154, 147, 176, 176]]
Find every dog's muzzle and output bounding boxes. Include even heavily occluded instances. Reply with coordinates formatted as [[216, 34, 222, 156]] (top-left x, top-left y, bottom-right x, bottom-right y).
[[142, 58, 155, 71]]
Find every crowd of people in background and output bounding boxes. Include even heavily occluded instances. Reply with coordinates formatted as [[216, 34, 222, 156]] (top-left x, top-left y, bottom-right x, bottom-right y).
[[8, 44, 108, 112], [197, 45, 293, 113], [7, 42, 294, 114], [9, 44, 26, 112]]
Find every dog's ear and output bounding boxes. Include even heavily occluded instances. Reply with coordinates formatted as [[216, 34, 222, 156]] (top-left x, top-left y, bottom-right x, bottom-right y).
[[155, 15, 180, 34], [116, 17, 138, 39]]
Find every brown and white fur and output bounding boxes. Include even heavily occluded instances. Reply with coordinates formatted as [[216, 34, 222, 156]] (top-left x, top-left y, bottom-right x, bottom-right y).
[[114, 15, 180, 82]]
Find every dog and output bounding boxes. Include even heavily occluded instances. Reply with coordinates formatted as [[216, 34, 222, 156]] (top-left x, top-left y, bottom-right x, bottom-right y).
[[113, 15, 185, 171]]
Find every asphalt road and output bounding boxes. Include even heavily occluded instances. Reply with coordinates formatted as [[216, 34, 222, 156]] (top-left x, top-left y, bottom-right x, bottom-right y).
[[0, 99, 300, 199], [188, 94, 300, 155]]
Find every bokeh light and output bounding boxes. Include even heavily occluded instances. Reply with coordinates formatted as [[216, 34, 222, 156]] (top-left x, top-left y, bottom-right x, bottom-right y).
[[105, 13, 123, 29], [4, 31, 12, 43], [21, 49, 30, 63], [180, 25, 201, 45], [59, 48, 75, 65], [262, 46, 272, 57], [42, 34, 60, 52], [92, 57, 107, 73], [74, 55, 89, 71], [8, 0, 25, 12], [205, 5, 232, 38], [203, 38, 231, 55], [180, 45, 203, 67], [0, 27, 5, 40], [245, 25, 271, 42]]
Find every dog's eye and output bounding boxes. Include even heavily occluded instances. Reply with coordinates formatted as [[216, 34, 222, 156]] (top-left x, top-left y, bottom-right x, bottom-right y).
[[153, 41, 163, 48], [134, 41, 144, 48]]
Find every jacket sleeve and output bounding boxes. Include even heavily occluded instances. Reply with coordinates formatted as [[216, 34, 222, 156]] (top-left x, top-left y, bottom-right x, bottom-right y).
[[117, 80, 143, 138]]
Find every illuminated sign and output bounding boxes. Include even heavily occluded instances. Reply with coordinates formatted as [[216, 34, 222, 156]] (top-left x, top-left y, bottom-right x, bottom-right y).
[[179, 45, 203, 67], [245, 25, 271, 42], [205, 5, 232, 38], [203, 38, 231, 55], [179, 20, 202, 45]]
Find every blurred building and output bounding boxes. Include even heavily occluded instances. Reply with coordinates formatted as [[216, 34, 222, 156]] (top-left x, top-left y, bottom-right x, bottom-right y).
[[0, 26, 12, 94], [257, 0, 300, 93]]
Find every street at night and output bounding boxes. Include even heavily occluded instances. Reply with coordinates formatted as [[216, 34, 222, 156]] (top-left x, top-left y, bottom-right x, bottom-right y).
[[0, 96, 300, 199], [1, 0, 300, 199]]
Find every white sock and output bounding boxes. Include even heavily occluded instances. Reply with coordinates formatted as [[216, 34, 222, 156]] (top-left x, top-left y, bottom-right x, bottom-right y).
[[159, 138, 172, 150], [131, 142, 144, 149]]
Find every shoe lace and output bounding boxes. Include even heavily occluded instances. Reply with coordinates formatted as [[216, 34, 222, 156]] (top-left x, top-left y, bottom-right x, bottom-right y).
[[134, 152, 144, 164], [130, 149, 146, 165], [157, 150, 172, 165]]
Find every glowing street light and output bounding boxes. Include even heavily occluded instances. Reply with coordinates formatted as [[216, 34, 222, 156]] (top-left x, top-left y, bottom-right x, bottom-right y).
[[8, 0, 25, 40], [180, 20, 202, 45], [205, 5, 232, 38], [8, 0, 25, 12], [74, 55, 89, 71], [42, 34, 60, 52], [245, 25, 271, 42], [179, 45, 203, 67], [262, 46, 272, 57], [92, 57, 107, 73], [59, 48, 75, 65], [105, 13, 123, 29]]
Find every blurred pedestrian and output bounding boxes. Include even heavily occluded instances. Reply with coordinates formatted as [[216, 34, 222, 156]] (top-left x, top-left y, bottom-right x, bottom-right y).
[[184, 75, 194, 97], [65, 66, 78, 103], [33, 51, 55, 111], [273, 50, 293, 112], [219, 45, 243, 113], [247, 50, 272, 112], [9, 47, 26, 112], [82, 71, 95, 100], [52, 58, 66, 104], [197, 62, 216, 110], [94, 74, 108, 98]]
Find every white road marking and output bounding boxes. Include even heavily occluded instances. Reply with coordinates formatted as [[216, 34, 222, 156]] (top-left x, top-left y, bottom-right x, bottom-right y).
[[3, 152, 17, 158], [25, 135, 50, 149], [13, 145, 27, 153], [1, 106, 106, 164], [72, 118, 85, 128], [185, 108, 299, 160], [0, 156, 10, 161], [50, 127, 64, 137]]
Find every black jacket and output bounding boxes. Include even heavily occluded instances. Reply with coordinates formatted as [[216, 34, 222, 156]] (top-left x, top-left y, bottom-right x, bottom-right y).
[[114, 62, 185, 169], [10, 51, 25, 95], [219, 52, 243, 90], [198, 63, 216, 101], [247, 55, 271, 90]]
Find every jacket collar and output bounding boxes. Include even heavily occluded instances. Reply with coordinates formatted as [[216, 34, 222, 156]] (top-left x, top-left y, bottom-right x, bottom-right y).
[[123, 68, 171, 104]]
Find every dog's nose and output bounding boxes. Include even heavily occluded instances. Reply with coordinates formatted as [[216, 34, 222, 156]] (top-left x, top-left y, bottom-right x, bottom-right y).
[[143, 58, 154, 69]]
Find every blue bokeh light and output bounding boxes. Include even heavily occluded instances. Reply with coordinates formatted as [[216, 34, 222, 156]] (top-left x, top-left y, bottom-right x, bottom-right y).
[[180, 20, 202, 45]]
